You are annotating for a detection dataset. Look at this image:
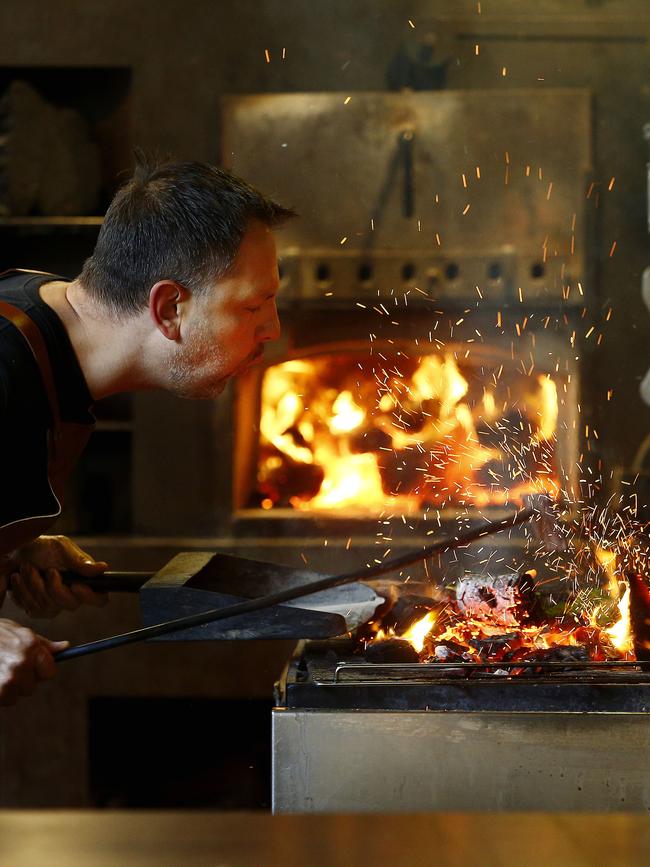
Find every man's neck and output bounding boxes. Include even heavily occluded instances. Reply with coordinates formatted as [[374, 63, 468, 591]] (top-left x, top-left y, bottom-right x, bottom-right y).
[[39, 279, 156, 401]]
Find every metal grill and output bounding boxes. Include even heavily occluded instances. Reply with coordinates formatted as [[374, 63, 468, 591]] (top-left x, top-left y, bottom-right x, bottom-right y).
[[277, 642, 650, 712], [317, 659, 650, 686]]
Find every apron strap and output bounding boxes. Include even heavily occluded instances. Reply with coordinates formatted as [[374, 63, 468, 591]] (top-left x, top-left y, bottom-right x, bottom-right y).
[[0, 268, 61, 280], [0, 299, 62, 430]]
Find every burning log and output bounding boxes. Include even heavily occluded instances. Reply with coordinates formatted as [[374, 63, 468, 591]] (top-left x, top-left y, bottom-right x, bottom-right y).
[[349, 426, 392, 454], [378, 449, 423, 496], [281, 425, 311, 449], [381, 594, 441, 634], [476, 411, 534, 450], [365, 638, 419, 664], [258, 450, 324, 503], [355, 582, 448, 651]]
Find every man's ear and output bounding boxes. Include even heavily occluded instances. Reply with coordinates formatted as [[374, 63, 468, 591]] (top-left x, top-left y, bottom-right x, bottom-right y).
[[149, 280, 189, 340]]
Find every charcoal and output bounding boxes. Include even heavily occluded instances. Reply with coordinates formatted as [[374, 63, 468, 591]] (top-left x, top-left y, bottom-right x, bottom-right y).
[[456, 574, 519, 623], [365, 639, 419, 664], [421, 643, 471, 676], [468, 633, 520, 657], [420, 640, 470, 667], [526, 646, 589, 663], [381, 594, 438, 634], [509, 645, 590, 676], [430, 641, 466, 662], [455, 571, 543, 625]]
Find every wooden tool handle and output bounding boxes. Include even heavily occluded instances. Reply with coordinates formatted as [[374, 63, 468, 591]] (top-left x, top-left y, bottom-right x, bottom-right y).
[[61, 571, 152, 593]]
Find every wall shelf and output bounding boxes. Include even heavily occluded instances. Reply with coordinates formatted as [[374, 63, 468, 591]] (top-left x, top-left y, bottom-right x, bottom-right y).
[[0, 216, 103, 228]]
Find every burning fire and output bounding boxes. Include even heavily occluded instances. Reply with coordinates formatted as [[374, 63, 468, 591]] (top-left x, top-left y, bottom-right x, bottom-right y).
[[370, 578, 636, 668], [366, 541, 640, 668], [256, 351, 560, 511], [256, 350, 646, 669]]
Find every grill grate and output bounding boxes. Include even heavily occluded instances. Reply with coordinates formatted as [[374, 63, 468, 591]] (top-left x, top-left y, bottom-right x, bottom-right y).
[[310, 659, 650, 686], [281, 644, 650, 711]]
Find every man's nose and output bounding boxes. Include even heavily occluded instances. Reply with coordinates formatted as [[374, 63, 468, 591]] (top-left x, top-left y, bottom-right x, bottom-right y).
[[260, 303, 281, 342]]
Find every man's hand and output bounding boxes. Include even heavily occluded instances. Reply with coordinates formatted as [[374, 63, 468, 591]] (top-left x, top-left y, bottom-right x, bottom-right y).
[[0, 618, 68, 706], [3, 535, 109, 619]]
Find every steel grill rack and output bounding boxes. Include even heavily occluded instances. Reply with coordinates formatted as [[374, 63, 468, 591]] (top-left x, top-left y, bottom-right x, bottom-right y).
[[277, 641, 650, 713], [317, 659, 650, 686]]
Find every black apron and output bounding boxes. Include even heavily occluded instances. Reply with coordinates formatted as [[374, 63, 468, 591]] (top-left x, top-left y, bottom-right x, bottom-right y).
[[0, 270, 93, 555]]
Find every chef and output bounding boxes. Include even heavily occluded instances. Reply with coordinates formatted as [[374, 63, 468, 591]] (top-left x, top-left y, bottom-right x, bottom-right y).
[[0, 154, 292, 704]]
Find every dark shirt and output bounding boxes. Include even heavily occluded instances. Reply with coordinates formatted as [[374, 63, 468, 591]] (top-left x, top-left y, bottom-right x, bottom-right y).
[[0, 270, 94, 528]]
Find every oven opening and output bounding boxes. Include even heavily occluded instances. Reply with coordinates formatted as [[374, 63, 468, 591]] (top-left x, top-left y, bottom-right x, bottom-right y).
[[238, 343, 574, 518]]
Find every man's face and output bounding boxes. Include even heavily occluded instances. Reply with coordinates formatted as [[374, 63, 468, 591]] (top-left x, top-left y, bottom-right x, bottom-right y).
[[169, 220, 281, 399]]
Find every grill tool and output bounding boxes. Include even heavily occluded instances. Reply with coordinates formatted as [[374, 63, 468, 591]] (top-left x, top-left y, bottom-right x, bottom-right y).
[[61, 551, 384, 641], [56, 501, 545, 661]]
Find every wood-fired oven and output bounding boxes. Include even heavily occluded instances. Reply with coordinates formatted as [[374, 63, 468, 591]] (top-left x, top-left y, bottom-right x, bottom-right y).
[[222, 90, 588, 546]]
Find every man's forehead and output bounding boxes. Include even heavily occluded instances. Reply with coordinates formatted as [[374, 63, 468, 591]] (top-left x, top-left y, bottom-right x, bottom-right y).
[[228, 226, 277, 269], [209, 221, 279, 297], [214, 263, 279, 302]]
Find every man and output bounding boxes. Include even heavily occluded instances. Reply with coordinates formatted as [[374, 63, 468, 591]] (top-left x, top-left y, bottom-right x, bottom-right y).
[[0, 155, 293, 705]]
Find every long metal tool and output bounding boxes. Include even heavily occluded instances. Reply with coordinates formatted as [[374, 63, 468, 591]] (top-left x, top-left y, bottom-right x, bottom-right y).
[[56, 505, 535, 662]]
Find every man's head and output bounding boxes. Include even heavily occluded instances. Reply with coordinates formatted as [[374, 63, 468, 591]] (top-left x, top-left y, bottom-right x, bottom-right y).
[[80, 154, 294, 398]]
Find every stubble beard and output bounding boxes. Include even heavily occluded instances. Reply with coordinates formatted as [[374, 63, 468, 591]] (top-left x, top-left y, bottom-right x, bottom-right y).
[[168, 323, 263, 401], [168, 321, 229, 400]]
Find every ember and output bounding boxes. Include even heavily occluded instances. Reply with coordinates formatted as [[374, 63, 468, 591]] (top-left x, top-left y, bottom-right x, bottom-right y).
[[363, 552, 648, 674]]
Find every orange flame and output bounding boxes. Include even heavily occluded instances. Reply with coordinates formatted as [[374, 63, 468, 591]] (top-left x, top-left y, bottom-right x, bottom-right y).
[[592, 548, 634, 654], [308, 453, 385, 510], [605, 583, 634, 654], [401, 611, 437, 653], [256, 352, 560, 511]]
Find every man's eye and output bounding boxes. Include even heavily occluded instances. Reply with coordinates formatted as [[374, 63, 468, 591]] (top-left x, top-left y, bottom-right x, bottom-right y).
[[246, 305, 262, 313]]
